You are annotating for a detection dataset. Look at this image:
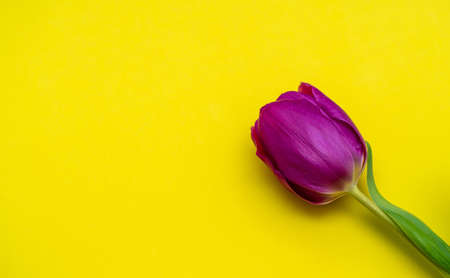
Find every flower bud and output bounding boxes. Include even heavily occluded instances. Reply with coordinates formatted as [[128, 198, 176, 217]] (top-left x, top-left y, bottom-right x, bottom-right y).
[[251, 83, 367, 205]]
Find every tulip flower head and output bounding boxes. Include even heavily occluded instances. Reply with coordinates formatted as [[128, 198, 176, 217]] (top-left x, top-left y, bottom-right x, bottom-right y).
[[251, 83, 367, 205]]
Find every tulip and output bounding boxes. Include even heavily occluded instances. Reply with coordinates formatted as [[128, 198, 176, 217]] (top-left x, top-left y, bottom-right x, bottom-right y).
[[251, 82, 366, 204], [251, 83, 450, 275]]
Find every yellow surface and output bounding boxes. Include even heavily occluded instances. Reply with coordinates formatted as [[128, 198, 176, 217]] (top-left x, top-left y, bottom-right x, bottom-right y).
[[2, 1, 450, 277]]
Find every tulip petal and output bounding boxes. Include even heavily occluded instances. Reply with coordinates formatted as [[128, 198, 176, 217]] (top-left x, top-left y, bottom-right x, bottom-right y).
[[258, 99, 355, 196], [251, 121, 288, 184], [277, 91, 301, 101], [298, 83, 367, 174], [286, 179, 344, 205]]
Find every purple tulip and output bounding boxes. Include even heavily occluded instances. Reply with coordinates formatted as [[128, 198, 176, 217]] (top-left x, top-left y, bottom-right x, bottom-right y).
[[251, 83, 367, 205]]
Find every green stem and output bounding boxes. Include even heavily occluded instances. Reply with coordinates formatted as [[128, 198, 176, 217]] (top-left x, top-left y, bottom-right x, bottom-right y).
[[350, 185, 450, 277], [349, 186, 398, 231]]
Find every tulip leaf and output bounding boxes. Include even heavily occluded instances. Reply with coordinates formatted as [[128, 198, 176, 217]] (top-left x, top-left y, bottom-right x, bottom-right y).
[[365, 142, 450, 274]]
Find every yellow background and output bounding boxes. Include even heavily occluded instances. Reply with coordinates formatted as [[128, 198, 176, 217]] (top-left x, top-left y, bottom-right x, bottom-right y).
[[2, 1, 449, 277]]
